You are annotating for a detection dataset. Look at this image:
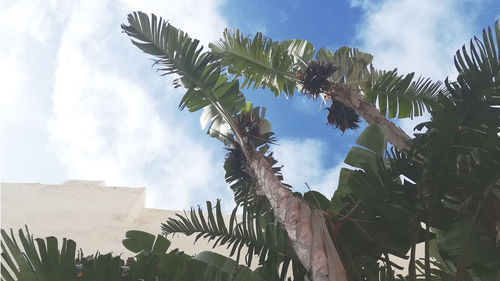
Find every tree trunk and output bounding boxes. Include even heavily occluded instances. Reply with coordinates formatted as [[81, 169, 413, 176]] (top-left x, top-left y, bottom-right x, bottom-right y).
[[249, 153, 347, 281], [233, 130, 348, 281]]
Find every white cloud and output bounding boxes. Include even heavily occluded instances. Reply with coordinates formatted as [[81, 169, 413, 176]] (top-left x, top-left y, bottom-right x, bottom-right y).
[[1, 0, 235, 211], [0, 0, 49, 118], [0, 0, 69, 183], [272, 138, 344, 199], [351, 0, 485, 136], [121, 0, 227, 45], [0, 55, 23, 111], [352, 0, 478, 78]]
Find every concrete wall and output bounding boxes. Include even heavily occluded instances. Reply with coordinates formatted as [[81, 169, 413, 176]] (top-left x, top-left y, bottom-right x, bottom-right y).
[[0, 180, 230, 257]]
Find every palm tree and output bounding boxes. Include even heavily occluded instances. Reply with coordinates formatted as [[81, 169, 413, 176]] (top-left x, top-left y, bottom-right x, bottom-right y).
[[121, 12, 499, 281], [121, 12, 349, 281]]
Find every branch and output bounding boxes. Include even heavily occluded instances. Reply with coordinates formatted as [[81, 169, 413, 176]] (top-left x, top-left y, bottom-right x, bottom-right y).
[[329, 83, 411, 150]]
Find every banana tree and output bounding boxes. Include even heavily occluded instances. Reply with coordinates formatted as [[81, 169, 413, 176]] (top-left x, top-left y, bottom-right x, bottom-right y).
[[122, 12, 347, 281]]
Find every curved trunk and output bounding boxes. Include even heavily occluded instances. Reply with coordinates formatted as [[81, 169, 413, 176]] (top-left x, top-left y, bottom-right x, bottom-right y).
[[249, 153, 347, 281], [234, 131, 348, 281]]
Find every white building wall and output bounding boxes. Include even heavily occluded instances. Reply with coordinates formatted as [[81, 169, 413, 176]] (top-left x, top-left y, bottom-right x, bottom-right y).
[[0, 180, 230, 257]]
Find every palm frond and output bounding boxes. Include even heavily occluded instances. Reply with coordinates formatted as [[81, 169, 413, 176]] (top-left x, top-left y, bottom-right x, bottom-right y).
[[364, 70, 443, 118], [1, 227, 77, 281], [161, 200, 303, 279], [316, 46, 373, 86], [122, 12, 215, 91], [76, 252, 123, 281], [316, 47, 443, 119], [408, 22, 500, 280], [412, 21, 500, 195], [454, 21, 500, 91], [210, 29, 314, 97], [453, 21, 500, 99], [1, 226, 273, 281], [122, 12, 246, 141]]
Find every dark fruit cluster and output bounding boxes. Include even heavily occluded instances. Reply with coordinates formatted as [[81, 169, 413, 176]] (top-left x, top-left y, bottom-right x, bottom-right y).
[[225, 145, 248, 181], [234, 107, 275, 147], [236, 110, 261, 137], [299, 61, 339, 98], [326, 101, 360, 133]]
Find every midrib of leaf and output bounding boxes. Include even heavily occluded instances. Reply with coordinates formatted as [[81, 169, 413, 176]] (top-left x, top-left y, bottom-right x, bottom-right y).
[[130, 24, 197, 88], [218, 48, 298, 81]]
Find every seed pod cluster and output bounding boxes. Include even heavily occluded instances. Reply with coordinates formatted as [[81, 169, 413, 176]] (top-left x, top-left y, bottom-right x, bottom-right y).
[[299, 61, 338, 98], [234, 106, 274, 147], [299, 61, 360, 133], [326, 101, 360, 133]]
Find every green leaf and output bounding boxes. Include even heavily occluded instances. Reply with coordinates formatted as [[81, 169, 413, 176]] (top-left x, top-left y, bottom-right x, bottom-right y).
[[330, 168, 355, 210], [122, 230, 156, 254], [344, 146, 378, 171], [1, 227, 78, 281], [161, 200, 303, 278], [210, 29, 314, 97], [192, 251, 266, 281], [356, 124, 387, 156], [1, 228, 38, 280], [201, 104, 234, 145], [316, 46, 442, 119], [436, 218, 500, 269], [316, 46, 373, 85], [303, 190, 330, 211], [364, 70, 442, 119], [195, 251, 238, 275], [281, 39, 315, 64], [151, 234, 171, 254], [122, 12, 246, 144]]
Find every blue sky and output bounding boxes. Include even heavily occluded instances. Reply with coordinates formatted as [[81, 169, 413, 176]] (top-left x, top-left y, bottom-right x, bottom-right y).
[[1, 0, 498, 211]]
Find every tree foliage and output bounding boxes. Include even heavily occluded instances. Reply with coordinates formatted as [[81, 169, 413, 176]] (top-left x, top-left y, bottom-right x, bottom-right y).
[[1, 227, 269, 281], [123, 13, 500, 280], [2, 12, 499, 281]]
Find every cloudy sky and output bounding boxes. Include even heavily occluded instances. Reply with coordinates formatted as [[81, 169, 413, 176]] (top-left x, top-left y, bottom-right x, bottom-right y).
[[1, 0, 498, 211]]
